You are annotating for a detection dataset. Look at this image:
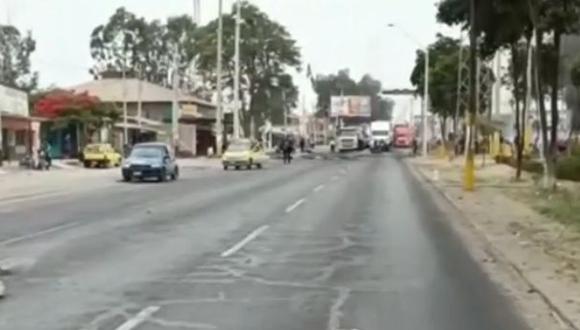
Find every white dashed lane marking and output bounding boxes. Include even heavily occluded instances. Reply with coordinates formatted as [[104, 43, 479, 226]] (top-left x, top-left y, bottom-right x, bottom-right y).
[[221, 225, 270, 257], [285, 198, 305, 213], [115, 306, 160, 330]]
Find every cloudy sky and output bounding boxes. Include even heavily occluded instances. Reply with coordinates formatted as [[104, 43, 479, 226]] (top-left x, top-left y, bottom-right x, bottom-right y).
[[1, 0, 458, 106]]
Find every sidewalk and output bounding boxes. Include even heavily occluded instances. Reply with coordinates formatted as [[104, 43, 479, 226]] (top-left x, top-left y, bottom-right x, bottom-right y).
[[408, 156, 580, 329]]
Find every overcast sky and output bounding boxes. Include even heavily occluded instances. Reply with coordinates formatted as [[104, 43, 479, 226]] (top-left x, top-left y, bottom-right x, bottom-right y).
[[1, 0, 458, 107]]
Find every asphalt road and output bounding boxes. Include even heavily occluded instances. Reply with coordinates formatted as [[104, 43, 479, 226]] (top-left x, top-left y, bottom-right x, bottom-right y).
[[0, 153, 530, 330]]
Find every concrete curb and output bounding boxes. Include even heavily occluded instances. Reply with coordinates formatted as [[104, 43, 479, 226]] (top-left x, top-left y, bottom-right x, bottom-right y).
[[404, 159, 579, 330]]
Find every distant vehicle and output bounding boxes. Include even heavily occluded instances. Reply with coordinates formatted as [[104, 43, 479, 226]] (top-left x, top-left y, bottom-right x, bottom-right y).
[[358, 124, 371, 150], [337, 127, 359, 152], [121, 142, 179, 182], [393, 124, 415, 148], [370, 121, 392, 152], [82, 143, 122, 168], [222, 139, 268, 170]]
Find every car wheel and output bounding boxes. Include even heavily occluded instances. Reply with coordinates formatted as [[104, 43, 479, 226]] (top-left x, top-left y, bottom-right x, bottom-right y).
[[158, 170, 167, 182], [223, 165, 229, 171], [84, 161, 91, 168], [257, 163, 263, 169], [235, 165, 241, 170], [171, 167, 179, 181], [247, 159, 253, 170], [122, 173, 131, 182]]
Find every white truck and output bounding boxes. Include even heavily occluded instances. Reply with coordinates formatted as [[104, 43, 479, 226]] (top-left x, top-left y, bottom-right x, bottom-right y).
[[337, 127, 360, 152], [369, 121, 392, 153]]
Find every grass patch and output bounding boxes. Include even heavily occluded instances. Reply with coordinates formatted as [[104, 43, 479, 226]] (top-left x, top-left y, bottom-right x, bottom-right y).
[[524, 188, 580, 230]]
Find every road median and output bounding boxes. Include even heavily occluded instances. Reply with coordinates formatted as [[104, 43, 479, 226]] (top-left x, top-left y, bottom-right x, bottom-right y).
[[407, 156, 580, 330]]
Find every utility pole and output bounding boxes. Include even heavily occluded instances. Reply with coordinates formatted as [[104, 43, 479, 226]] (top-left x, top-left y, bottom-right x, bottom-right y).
[[464, 0, 477, 191], [282, 90, 287, 135], [387, 23, 429, 156], [0, 27, 3, 166], [172, 46, 180, 153], [137, 65, 143, 132], [122, 59, 128, 146], [233, 0, 242, 139], [192, 0, 201, 25], [422, 48, 430, 156], [215, 0, 224, 155]]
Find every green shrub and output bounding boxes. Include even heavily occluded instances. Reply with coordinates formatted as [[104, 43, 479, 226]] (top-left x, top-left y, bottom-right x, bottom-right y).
[[556, 156, 580, 181]]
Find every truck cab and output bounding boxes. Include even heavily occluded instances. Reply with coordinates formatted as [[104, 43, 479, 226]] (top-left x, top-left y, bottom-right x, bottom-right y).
[[370, 121, 392, 153], [337, 127, 359, 152]]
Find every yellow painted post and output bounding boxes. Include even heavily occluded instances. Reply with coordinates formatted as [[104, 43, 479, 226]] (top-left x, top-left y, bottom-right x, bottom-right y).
[[524, 124, 533, 156]]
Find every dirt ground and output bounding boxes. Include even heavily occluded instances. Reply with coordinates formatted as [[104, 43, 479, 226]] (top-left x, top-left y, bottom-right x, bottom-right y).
[[409, 155, 580, 330]]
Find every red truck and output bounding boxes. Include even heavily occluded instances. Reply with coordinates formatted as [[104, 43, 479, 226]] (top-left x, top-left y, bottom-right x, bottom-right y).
[[393, 124, 415, 148]]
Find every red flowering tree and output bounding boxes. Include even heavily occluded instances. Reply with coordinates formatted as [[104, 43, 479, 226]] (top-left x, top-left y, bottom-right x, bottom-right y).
[[34, 90, 119, 143]]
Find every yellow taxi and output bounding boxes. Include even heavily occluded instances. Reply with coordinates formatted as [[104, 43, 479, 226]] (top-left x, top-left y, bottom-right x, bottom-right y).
[[82, 143, 122, 168], [222, 139, 268, 170]]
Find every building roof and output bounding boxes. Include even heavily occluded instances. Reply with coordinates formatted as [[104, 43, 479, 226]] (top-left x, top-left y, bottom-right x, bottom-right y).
[[69, 78, 215, 108]]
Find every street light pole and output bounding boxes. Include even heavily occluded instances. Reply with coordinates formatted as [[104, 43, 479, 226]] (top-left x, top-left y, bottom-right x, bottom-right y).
[[464, 0, 477, 191], [122, 59, 128, 146], [282, 90, 287, 135], [171, 45, 180, 152], [387, 23, 429, 156], [216, 0, 224, 155], [233, 0, 241, 139], [423, 47, 429, 156]]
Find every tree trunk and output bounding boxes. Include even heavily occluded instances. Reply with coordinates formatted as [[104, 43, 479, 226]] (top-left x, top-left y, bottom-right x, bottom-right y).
[[534, 29, 555, 189], [511, 43, 523, 180], [549, 29, 562, 180], [440, 116, 447, 144]]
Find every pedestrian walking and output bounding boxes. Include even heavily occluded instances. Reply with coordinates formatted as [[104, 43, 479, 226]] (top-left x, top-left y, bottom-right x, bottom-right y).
[[282, 137, 294, 164]]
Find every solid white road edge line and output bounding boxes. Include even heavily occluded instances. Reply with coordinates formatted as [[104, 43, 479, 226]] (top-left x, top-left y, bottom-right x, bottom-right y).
[[313, 184, 325, 192], [221, 225, 269, 258], [285, 198, 305, 213], [0, 222, 80, 246], [116, 306, 160, 330]]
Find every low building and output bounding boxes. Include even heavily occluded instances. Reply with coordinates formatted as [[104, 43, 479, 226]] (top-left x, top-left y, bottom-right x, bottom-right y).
[[70, 78, 218, 156], [0, 84, 42, 163]]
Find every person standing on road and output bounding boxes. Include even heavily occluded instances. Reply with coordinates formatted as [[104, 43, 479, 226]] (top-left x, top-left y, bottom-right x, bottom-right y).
[[282, 137, 294, 164]]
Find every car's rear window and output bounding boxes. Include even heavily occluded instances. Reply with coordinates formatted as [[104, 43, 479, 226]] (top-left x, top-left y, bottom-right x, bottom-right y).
[[228, 143, 251, 152], [85, 145, 103, 153], [130, 147, 165, 158]]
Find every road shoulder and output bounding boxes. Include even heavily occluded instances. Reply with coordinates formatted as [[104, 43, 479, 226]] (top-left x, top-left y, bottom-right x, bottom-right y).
[[405, 156, 579, 330]]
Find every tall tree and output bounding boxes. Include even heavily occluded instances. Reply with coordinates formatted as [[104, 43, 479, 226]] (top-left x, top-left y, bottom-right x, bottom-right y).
[[34, 91, 119, 144], [0, 25, 38, 91], [535, 0, 580, 179], [312, 70, 392, 120], [437, 0, 534, 179], [312, 69, 358, 117], [89, 7, 198, 89], [194, 1, 301, 132]]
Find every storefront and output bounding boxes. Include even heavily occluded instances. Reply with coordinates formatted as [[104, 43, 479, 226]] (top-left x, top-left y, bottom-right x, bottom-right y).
[[0, 85, 39, 163]]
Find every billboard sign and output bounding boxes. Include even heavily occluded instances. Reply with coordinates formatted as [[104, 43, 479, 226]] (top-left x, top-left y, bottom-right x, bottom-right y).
[[330, 96, 371, 117], [0, 84, 29, 117]]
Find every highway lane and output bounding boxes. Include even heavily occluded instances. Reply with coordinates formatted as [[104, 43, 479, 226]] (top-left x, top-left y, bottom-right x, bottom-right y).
[[0, 154, 530, 330]]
